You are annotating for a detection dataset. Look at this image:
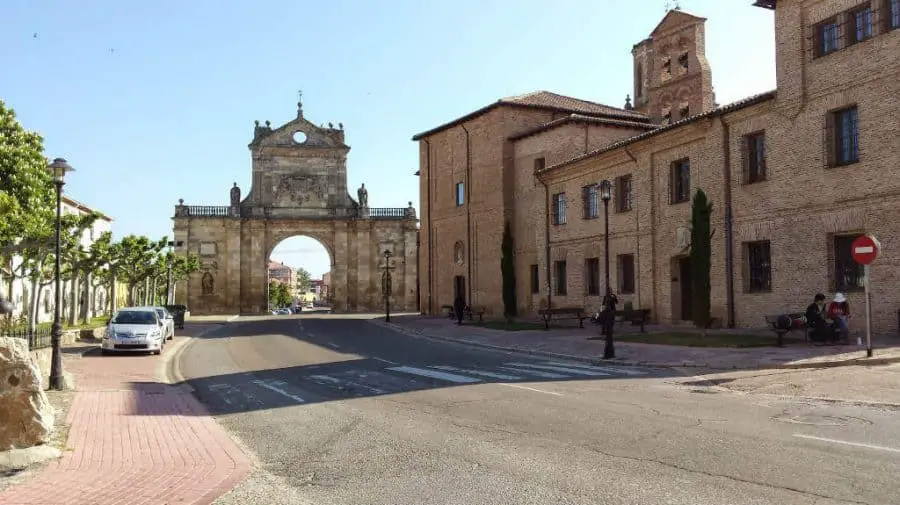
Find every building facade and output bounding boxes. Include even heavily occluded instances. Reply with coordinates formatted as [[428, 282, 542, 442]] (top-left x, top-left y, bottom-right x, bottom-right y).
[[416, 0, 900, 336], [5, 196, 114, 325]]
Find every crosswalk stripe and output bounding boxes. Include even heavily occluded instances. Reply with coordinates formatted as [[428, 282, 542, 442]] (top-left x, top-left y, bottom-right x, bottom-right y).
[[498, 366, 569, 379], [387, 366, 482, 384], [431, 365, 522, 380], [551, 362, 648, 376], [252, 380, 306, 403], [504, 362, 611, 376]]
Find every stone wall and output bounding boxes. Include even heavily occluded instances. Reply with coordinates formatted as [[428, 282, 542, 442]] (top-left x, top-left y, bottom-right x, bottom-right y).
[[29, 327, 103, 381]]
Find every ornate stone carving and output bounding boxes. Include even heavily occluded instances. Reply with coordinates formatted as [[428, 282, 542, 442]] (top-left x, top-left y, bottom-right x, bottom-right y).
[[453, 241, 464, 265], [274, 175, 326, 205], [201, 272, 214, 295], [230, 183, 241, 206]]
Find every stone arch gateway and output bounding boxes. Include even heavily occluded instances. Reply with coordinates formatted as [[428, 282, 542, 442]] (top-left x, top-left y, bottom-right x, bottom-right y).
[[171, 100, 419, 314]]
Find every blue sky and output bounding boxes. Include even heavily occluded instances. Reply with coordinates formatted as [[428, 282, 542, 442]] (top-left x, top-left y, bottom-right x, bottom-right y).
[[1, 0, 775, 279]]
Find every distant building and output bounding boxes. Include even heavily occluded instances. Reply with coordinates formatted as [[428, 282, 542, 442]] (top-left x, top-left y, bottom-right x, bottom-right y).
[[321, 271, 331, 302], [5, 196, 114, 324], [267, 261, 297, 288]]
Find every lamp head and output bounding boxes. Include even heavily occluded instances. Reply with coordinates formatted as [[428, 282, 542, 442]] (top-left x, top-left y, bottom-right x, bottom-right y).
[[48, 158, 74, 185]]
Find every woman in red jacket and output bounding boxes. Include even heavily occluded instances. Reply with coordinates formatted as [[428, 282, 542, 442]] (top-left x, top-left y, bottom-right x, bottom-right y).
[[827, 293, 850, 344]]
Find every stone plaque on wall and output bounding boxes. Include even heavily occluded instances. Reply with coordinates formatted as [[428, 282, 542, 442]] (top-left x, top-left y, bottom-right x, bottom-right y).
[[199, 242, 217, 256]]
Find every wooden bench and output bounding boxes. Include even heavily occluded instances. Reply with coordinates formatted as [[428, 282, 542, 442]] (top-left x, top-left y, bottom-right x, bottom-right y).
[[614, 309, 652, 333], [537, 307, 588, 330], [467, 305, 486, 322]]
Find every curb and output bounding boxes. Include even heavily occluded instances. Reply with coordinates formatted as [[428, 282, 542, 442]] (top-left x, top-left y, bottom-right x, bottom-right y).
[[368, 320, 900, 371], [164, 323, 232, 386]]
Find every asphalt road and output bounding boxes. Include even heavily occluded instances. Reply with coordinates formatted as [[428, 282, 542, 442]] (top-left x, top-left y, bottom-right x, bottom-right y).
[[176, 315, 900, 505]]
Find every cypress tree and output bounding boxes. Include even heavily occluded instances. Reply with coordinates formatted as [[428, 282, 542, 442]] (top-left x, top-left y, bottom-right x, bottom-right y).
[[501, 220, 517, 319], [690, 189, 713, 329]]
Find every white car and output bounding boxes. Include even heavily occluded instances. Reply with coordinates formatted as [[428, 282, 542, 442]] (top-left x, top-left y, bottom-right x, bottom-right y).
[[150, 306, 175, 340], [101, 308, 167, 355]]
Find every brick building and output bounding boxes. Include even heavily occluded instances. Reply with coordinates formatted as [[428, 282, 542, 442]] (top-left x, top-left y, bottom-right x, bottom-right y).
[[415, 0, 900, 336], [267, 261, 297, 289]]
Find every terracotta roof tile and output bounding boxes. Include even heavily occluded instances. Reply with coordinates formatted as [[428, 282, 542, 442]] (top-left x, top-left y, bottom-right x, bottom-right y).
[[509, 113, 657, 142], [411, 90, 648, 140], [537, 90, 777, 175]]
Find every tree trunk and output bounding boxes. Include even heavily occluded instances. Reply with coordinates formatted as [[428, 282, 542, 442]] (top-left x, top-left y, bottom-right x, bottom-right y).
[[28, 278, 40, 333], [68, 276, 78, 326], [110, 275, 118, 314], [80, 272, 91, 324], [143, 277, 150, 305], [151, 277, 158, 306]]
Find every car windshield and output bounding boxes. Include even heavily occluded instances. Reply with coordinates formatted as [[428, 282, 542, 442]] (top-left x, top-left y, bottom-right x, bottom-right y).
[[111, 311, 157, 325]]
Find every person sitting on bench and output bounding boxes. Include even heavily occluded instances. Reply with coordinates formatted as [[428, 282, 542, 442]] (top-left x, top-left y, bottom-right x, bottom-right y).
[[827, 292, 851, 344], [805, 293, 835, 344]]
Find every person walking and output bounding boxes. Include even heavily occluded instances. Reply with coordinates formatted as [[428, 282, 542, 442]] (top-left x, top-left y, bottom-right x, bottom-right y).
[[453, 293, 466, 326]]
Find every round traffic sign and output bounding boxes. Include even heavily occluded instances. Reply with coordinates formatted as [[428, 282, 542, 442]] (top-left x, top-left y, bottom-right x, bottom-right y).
[[851, 235, 880, 265]]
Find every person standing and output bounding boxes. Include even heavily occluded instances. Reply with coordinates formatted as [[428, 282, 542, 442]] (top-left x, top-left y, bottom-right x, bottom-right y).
[[453, 293, 466, 326]]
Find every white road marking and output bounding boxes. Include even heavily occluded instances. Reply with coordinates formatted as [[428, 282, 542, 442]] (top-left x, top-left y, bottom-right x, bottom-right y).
[[373, 357, 398, 365], [499, 366, 569, 379], [551, 362, 648, 376], [309, 375, 343, 384], [252, 380, 306, 403], [326, 342, 340, 349], [499, 383, 564, 396], [310, 374, 387, 394], [793, 434, 900, 454], [431, 365, 522, 380], [505, 362, 612, 376], [387, 366, 482, 384], [208, 383, 234, 391]]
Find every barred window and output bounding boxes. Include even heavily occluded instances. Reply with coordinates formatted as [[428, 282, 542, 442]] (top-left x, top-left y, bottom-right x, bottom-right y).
[[849, 5, 874, 44], [745, 241, 772, 293], [582, 185, 599, 219], [816, 17, 840, 57], [585, 258, 600, 296], [552, 193, 566, 225], [890, 0, 900, 29], [554, 260, 567, 296], [529, 264, 539, 294], [743, 131, 767, 184], [670, 159, 691, 204], [833, 235, 865, 292], [826, 106, 859, 167], [618, 254, 635, 294], [615, 174, 633, 212]]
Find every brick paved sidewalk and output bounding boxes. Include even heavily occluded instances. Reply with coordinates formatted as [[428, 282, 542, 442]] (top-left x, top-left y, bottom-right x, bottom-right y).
[[0, 324, 252, 505], [374, 315, 900, 370]]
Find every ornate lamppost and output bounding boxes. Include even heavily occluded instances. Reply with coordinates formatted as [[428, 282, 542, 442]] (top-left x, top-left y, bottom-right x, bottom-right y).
[[599, 179, 616, 360], [381, 249, 395, 322], [48, 158, 74, 391]]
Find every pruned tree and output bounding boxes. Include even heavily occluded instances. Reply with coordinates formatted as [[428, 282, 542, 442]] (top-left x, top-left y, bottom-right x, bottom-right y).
[[501, 220, 517, 320], [690, 189, 714, 330], [295, 267, 312, 293]]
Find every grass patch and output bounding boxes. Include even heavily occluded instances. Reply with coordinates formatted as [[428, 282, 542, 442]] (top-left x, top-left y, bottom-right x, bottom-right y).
[[616, 331, 786, 348], [2, 315, 108, 333]]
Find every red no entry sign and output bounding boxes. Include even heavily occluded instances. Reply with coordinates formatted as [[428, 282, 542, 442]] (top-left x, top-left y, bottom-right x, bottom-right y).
[[851, 235, 881, 265]]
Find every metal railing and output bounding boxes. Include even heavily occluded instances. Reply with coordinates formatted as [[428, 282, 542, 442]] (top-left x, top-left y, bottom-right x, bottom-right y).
[[2, 326, 53, 350], [368, 207, 408, 219], [179, 205, 233, 217], [175, 204, 413, 220]]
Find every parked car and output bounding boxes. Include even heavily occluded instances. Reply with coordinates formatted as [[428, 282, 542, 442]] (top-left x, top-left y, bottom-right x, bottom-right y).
[[102, 307, 167, 355], [149, 306, 176, 340]]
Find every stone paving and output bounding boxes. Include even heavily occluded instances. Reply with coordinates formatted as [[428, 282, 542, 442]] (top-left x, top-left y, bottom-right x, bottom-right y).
[[0, 323, 251, 505], [375, 315, 900, 370]]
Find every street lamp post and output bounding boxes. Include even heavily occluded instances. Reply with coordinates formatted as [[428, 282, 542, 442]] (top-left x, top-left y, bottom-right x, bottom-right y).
[[599, 179, 615, 360], [382, 250, 395, 323], [48, 158, 74, 391], [165, 240, 184, 305]]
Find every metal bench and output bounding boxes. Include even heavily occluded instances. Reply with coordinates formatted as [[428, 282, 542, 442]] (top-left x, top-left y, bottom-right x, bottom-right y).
[[537, 307, 588, 330]]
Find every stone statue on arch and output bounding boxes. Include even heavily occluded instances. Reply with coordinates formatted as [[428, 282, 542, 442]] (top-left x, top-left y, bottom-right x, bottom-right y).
[[201, 272, 215, 295], [357, 183, 368, 208]]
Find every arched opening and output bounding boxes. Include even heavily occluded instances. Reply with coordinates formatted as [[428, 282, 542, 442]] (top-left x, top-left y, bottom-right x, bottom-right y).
[[268, 235, 333, 312]]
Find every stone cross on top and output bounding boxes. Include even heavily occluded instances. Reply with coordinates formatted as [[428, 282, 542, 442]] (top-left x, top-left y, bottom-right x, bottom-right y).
[[297, 90, 303, 119]]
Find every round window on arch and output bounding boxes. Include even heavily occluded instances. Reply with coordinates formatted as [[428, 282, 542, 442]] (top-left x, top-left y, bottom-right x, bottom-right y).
[[292, 131, 308, 144]]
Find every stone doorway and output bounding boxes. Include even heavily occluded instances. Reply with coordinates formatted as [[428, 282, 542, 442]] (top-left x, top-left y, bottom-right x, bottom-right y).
[[670, 256, 693, 322], [171, 98, 419, 315]]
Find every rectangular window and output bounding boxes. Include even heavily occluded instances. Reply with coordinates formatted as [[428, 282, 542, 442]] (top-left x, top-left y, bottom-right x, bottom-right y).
[[534, 157, 545, 172], [552, 193, 567, 225], [745, 241, 772, 293], [848, 5, 873, 44], [529, 264, 539, 294], [816, 18, 840, 57], [890, 0, 900, 30], [615, 174, 633, 212], [833, 235, 865, 292], [827, 106, 859, 166], [744, 131, 767, 184], [582, 185, 599, 219], [455, 182, 464, 206], [585, 258, 600, 296], [670, 159, 691, 204], [554, 260, 567, 296], [618, 254, 635, 294]]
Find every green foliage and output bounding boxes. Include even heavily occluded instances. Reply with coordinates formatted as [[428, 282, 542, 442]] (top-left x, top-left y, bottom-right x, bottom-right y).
[[500, 220, 517, 318], [690, 189, 713, 329], [295, 267, 311, 292], [268, 281, 292, 308], [0, 100, 54, 274]]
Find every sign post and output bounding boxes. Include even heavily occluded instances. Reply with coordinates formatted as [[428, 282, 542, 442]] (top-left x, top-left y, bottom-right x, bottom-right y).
[[851, 235, 880, 358]]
